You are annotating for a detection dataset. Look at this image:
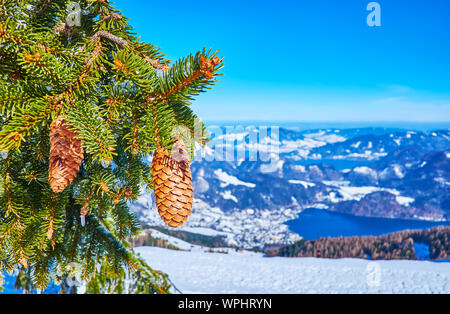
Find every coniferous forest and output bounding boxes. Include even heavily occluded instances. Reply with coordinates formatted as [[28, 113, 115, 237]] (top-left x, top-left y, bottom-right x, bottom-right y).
[[275, 226, 450, 261]]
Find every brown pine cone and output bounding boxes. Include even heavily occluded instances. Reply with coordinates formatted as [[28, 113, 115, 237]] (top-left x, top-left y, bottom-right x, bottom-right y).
[[49, 116, 84, 193], [152, 139, 193, 228]]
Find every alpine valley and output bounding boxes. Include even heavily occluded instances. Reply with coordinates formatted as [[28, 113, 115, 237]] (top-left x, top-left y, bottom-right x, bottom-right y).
[[132, 124, 450, 248]]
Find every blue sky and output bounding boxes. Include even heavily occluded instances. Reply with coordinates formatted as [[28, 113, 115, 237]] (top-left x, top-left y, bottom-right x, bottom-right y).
[[114, 0, 450, 122]]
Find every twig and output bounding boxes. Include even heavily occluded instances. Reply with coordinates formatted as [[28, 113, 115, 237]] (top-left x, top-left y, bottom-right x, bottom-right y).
[[141, 54, 170, 71], [54, 25, 170, 71], [102, 13, 122, 21], [94, 30, 170, 71], [93, 30, 129, 47], [168, 277, 183, 294]]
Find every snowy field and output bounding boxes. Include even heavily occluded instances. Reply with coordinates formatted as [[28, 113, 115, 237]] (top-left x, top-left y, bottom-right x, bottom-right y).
[[136, 247, 450, 294]]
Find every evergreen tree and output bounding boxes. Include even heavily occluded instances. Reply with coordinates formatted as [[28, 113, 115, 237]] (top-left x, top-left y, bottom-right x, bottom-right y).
[[0, 0, 223, 293]]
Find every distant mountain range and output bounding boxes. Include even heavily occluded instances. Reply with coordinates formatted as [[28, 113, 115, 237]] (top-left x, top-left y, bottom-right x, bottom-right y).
[[133, 126, 450, 248]]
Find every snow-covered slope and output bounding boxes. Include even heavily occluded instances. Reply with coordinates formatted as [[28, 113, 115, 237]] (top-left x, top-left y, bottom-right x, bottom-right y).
[[136, 247, 450, 294]]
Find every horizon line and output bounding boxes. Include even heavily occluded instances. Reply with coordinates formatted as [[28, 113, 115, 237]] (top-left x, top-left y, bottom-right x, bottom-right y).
[[204, 120, 450, 124]]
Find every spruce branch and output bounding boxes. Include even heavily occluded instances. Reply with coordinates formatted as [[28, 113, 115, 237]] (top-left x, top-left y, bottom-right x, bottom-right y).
[[53, 23, 169, 72], [0, 0, 223, 294], [155, 52, 223, 103], [94, 30, 170, 71], [0, 101, 51, 151], [33, 0, 53, 17]]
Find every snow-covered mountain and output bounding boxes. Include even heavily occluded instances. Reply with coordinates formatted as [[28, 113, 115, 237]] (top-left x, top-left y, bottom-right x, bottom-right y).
[[132, 127, 450, 248], [308, 130, 450, 161]]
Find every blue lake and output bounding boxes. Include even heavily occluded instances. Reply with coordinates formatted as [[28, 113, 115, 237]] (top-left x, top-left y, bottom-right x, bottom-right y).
[[286, 208, 450, 241]]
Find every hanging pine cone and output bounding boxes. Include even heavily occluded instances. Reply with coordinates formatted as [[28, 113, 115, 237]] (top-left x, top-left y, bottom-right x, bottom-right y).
[[49, 116, 84, 193], [152, 139, 193, 228]]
